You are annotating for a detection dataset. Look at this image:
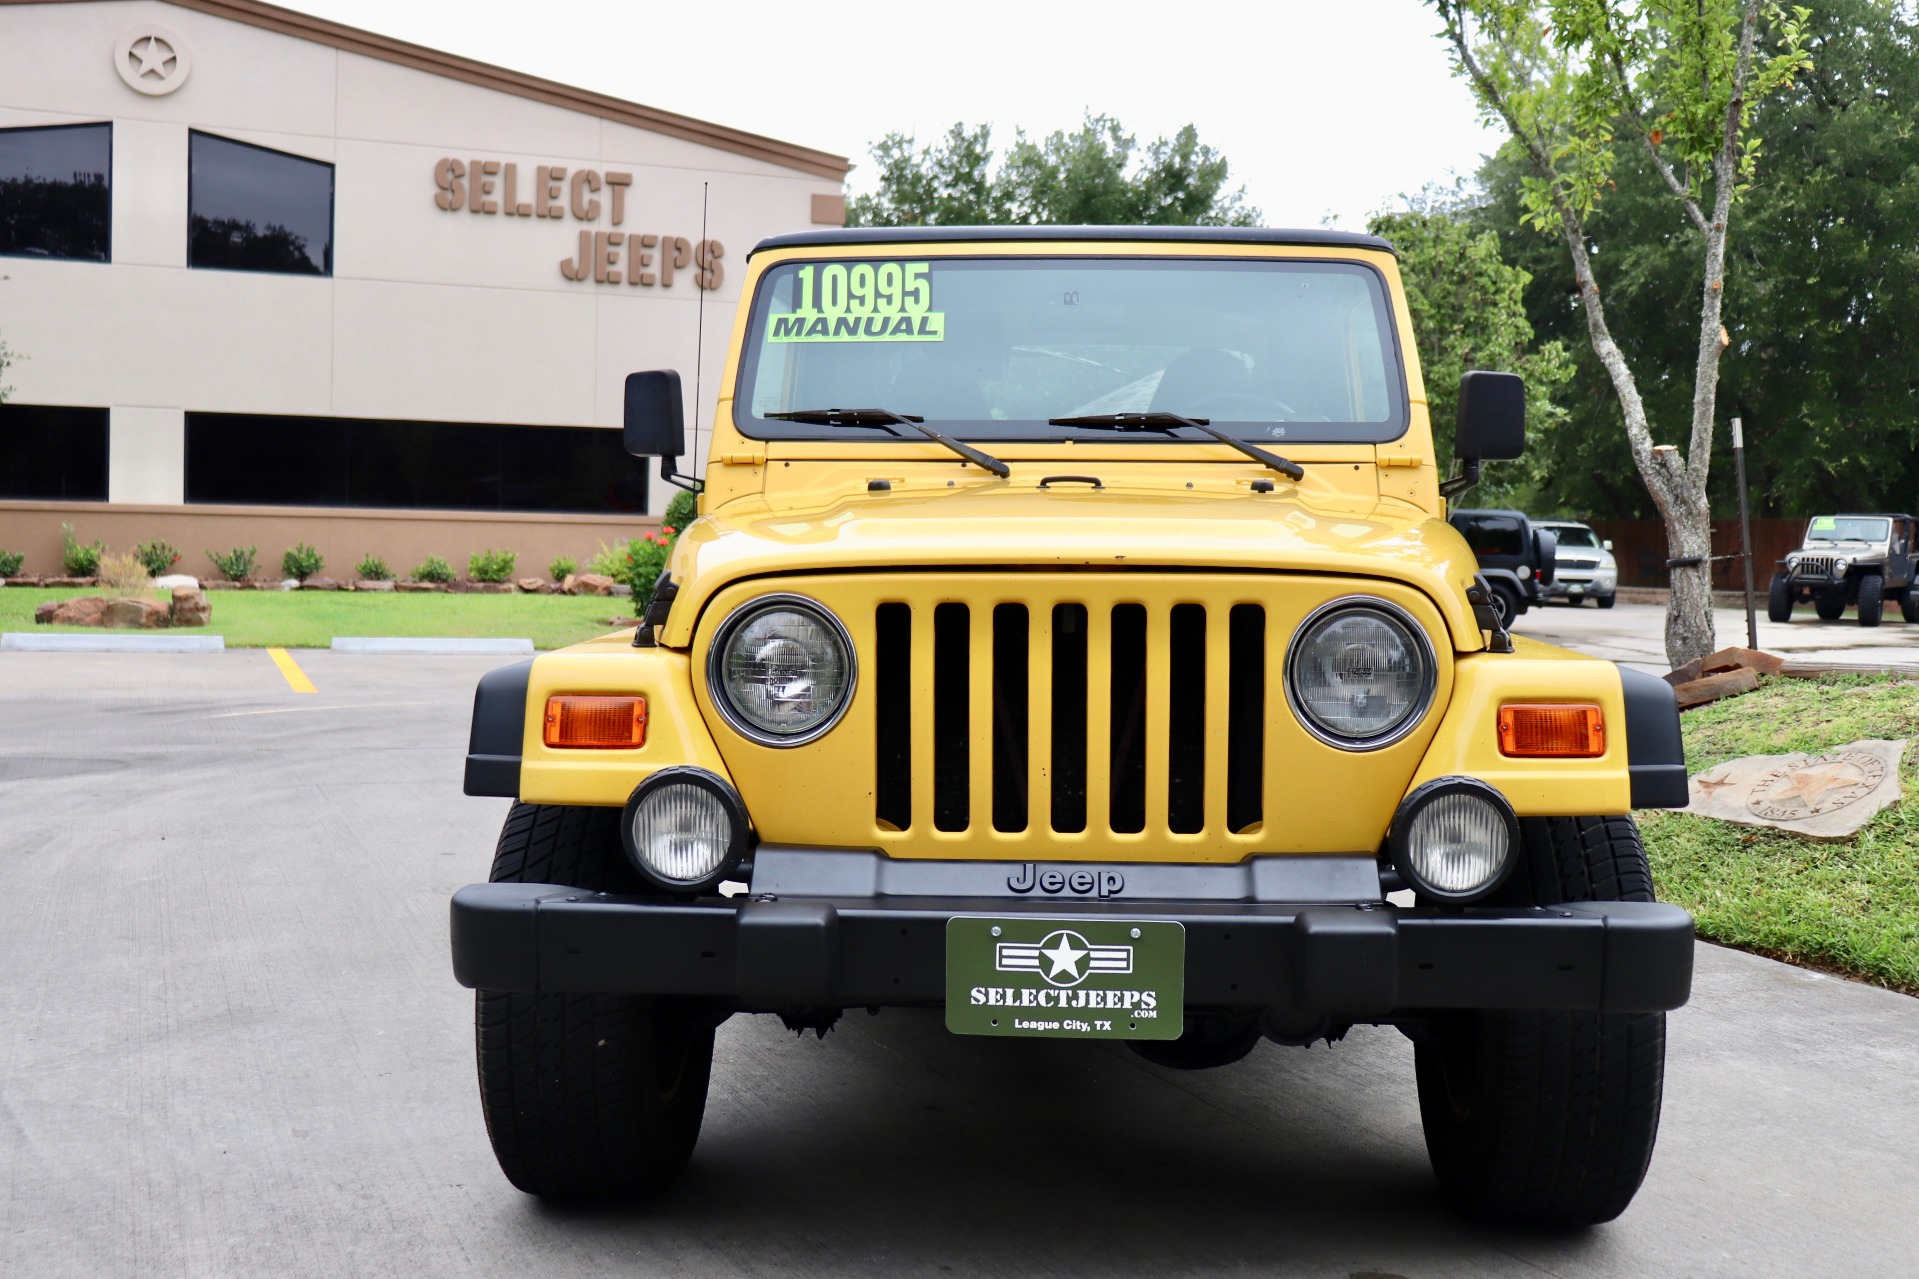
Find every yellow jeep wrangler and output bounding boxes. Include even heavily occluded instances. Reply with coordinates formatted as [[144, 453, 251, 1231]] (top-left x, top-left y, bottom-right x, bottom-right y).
[[451, 227, 1692, 1227]]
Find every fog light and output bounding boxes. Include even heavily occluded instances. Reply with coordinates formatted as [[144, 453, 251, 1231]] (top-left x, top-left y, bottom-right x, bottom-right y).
[[621, 767, 750, 893], [1389, 777, 1518, 903]]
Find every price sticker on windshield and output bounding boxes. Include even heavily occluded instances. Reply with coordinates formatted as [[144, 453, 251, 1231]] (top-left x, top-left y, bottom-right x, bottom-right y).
[[767, 261, 946, 343], [1811, 517, 1837, 532]]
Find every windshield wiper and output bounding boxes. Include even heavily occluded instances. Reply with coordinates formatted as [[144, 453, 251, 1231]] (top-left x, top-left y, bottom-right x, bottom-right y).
[[1047, 411, 1305, 481], [763, 408, 1010, 477]]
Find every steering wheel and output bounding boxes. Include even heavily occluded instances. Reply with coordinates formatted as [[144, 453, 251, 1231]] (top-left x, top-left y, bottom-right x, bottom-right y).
[[1179, 391, 1299, 420]]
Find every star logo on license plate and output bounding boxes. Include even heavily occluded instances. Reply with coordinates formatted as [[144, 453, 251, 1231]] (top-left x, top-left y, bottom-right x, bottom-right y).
[[995, 929, 1132, 988]]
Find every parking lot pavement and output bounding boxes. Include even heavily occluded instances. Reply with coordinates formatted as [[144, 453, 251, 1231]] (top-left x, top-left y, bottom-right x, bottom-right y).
[[4, 651, 1917, 1277], [1513, 599, 1919, 671]]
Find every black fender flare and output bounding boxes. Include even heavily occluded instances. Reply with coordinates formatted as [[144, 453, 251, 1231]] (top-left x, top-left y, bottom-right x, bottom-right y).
[[1617, 665, 1687, 808], [464, 659, 533, 798]]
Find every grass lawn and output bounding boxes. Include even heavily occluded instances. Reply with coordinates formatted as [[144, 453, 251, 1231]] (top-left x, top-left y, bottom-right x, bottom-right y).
[[1, 587, 636, 650], [1640, 673, 1919, 995]]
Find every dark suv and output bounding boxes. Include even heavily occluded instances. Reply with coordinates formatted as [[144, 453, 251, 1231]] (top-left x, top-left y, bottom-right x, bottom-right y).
[[1447, 508, 1557, 628]]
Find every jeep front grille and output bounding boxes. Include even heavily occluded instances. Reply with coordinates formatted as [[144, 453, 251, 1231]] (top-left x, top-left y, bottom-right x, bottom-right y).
[[872, 599, 1267, 839], [1792, 555, 1838, 579]]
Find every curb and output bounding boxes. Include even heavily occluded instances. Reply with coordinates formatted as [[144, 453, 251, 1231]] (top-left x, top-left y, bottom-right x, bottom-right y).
[[329, 637, 534, 655], [2, 633, 226, 653]]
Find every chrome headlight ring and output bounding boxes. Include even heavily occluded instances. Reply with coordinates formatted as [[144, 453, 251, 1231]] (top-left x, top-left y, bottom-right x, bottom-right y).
[[1283, 596, 1438, 751], [705, 593, 857, 747]]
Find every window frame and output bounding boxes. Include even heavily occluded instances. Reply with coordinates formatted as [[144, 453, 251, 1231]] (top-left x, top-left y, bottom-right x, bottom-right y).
[[186, 128, 335, 278], [0, 120, 114, 265]]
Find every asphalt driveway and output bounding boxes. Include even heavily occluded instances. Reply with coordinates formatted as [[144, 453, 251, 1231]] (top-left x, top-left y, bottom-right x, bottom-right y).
[[1, 650, 1913, 1277]]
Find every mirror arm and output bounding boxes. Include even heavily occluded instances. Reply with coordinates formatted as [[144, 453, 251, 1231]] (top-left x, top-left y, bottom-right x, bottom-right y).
[[1438, 458, 1480, 501], [660, 456, 703, 494]]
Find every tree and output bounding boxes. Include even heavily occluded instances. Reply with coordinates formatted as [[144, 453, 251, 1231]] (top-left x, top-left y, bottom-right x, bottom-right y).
[[845, 113, 1260, 228], [1478, 0, 1919, 524], [1369, 189, 1573, 501], [1433, 0, 1812, 666]]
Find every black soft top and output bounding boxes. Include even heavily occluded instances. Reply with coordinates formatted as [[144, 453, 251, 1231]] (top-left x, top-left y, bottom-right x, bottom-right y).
[[750, 225, 1395, 257]]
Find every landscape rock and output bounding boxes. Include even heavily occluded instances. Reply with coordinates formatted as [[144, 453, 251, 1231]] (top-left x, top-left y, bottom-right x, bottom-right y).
[[170, 586, 211, 627], [396, 581, 448, 593], [354, 579, 396, 592], [611, 584, 633, 597], [103, 597, 170, 629], [43, 577, 98, 588], [1686, 739, 1908, 840], [569, 573, 615, 596], [152, 574, 200, 591], [517, 578, 545, 593], [203, 580, 240, 590], [300, 577, 344, 591], [466, 581, 514, 594], [277, 579, 302, 591], [35, 596, 109, 626]]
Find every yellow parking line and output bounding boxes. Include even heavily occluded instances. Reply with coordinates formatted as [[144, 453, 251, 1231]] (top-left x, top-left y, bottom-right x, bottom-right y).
[[267, 647, 317, 694]]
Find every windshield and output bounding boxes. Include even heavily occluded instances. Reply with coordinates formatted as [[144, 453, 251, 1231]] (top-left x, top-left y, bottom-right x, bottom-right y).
[[735, 256, 1406, 444], [1548, 526, 1600, 548], [1807, 517, 1888, 543]]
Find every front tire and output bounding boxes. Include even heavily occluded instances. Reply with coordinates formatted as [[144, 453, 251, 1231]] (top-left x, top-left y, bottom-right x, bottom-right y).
[[1414, 816, 1667, 1228], [1901, 589, 1919, 624], [1595, 592, 1616, 610], [1857, 573, 1883, 627], [1766, 572, 1793, 623], [476, 803, 715, 1203]]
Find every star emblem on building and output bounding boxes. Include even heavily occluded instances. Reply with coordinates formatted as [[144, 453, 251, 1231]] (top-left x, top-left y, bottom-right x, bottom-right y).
[[129, 36, 176, 80]]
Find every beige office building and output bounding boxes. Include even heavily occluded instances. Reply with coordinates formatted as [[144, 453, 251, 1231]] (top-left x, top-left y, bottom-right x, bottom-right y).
[[0, 0, 847, 577]]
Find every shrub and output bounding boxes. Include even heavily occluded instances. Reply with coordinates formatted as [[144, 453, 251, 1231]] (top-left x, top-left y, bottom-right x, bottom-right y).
[[663, 489, 699, 533], [469, 548, 516, 583], [206, 546, 258, 582], [98, 552, 150, 598], [60, 523, 105, 577], [132, 540, 181, 577], [355, 553, 393, 581], [547, 554, 577, 581], [0, 549, 23, 577], [620, 531, 673, 604], [587, 540, 628, 577], [412, 554, 455, 584], [282, 542, 324, 582]]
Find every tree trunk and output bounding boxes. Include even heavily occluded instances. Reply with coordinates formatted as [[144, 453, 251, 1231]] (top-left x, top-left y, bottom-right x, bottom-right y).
[[1661, 485, 1718, 667]]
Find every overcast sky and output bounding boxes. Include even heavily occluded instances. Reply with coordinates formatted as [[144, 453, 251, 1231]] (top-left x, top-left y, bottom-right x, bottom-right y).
[[295, 0, 1504, 229]]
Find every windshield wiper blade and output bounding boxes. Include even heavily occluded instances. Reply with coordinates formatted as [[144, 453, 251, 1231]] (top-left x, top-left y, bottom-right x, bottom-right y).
[[1048, 411, 1305, 481], [764, 408, 1010, 478]]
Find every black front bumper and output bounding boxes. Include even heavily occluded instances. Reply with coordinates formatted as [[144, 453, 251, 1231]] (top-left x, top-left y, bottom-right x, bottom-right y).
[[450, 885, 1694, 1017]]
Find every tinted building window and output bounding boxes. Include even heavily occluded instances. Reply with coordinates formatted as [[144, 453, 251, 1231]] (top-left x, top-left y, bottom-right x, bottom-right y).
[[0, 123, 111, 262], [188, 132, 332, 275], [0, 404, 109, 500], [185, 414, 649, 514]]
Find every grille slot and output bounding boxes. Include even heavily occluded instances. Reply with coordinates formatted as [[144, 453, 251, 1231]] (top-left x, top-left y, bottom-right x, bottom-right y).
[[1108, 603, 1149, 834], [874, 598, 1268, 841], [991, 604, 1030, 832], [932, 603, 970, 832], [1227, 603, 1266, 833], [873, 603, 912, 832], [1050, 604, 1089, 833], [1166, 604, 1207, 834]]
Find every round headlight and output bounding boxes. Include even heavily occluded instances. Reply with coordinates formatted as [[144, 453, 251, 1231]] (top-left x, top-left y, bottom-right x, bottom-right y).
[[709, 595, 854, 746], [621, 767, 749, 892], [1390, 777, 1518, 903], [1835, 557, 1851, 575], [1285, 599, 1435, 749]]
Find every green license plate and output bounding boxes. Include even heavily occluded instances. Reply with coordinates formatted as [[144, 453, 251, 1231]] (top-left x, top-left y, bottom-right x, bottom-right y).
[[945, 916, 1185, 1040]]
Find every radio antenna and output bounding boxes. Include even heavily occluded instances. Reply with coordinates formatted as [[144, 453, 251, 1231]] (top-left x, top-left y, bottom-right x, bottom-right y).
[[692, 181, 709, 482]]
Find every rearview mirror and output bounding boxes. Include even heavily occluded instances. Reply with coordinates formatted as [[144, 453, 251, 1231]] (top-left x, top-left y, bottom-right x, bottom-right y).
[[624, 370, 685, 460], [1456, 370, 1526, 461]]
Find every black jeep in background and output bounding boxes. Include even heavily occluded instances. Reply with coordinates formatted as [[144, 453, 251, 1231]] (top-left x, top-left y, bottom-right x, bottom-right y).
[[1448, 508, 1557, 628]]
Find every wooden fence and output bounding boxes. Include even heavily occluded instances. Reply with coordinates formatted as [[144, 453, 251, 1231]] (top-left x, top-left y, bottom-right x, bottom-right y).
[[1587, 518, 1808, 589]]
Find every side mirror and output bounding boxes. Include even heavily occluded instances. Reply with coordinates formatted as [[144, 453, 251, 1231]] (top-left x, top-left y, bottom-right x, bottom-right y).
[[1456, 370, 1526, 461], [623, 370, 685, 460], [1603, 539, 1615, 552]]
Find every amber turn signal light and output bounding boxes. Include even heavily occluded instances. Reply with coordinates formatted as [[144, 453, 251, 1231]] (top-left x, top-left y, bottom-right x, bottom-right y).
[[544, 695, 647, 749], [1497, 703, 1605, 758]]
